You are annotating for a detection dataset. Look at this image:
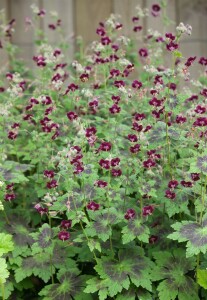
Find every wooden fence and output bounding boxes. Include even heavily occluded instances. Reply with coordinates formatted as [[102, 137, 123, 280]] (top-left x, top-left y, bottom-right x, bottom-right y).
[[0, 0, 207, 69]]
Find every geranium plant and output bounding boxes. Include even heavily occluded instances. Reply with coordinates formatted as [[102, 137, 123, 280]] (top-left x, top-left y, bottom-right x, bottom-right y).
[[0, 1, 207, 299]]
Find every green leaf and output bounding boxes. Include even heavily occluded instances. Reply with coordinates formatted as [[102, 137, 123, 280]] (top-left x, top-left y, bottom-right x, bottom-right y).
[[84, 277, 109, 300], [85, 209, 119, 242], [197, 269, 207, 289], [173, 50, 183, 58], [30, 223, 54, 255], [4, 219, 33, 257], [15, 244, 78, 283], [168, 217, 207, 257], [95, 247, 154, 297], [39, 270, 92, 300], [0, 280, 14, 299], [151, 249, 198, 300], [122, 219, 150, 244], [0, 233, 14, 256], [0, 258, 9, 284]]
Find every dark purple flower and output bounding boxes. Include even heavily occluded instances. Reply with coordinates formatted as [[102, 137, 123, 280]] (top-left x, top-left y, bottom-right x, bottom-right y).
[[111, 157, 120, 167], [185, 56, 196, 67], [110, 69, 120, 78], [133, 26, 142, 32], [111, 168, 122, 177], [186, 95, 198, 102], [130, 144, 141, 154], [99, 159, 111, 169], [165, 32, 175, 40], [168, 180, 179, 189], [87, 201, 100, 211], [4, 193, 16, 201], [168, 83, 177, 91], [165, 190, 176, 199], [34, 204, 48, 215], [151, 4, 161, 17], [132, 122, 143, 132], [132, 80, 142, 89], [176, 115, 187, 124], [109, 104, 121, 114], [114, 80, 125, 88], [99, 142, 112, 152], [37, 9, 46, 17], [47, 179, 58, 189], [124, 208, 136, 220], [134, 113, 145, 121], [200, 89, 207, 97], [58, 231, 70, 241], [154, 75, 163, 85], [73, 165, 84, 175], [139, 48, 148, 57], [143, 159, 156, 169], [132, 16, 139, 22], [180, 180, 193, 188], [199, 57, 207, 66], [166, 41, 178, 51], [191, 173, 200, 181], [8, 131, 18, 140], [48, 24, 56, 30], [193, 117, 207, 127], [142, 205, 154, 216], [149, 235, 158, 244], [101, 36, 111, 45], [67, 111, 78, 121], [6, 183, 14, 191], [112, 95, 121, 104], [80, 73, 89, 82], [127, 134, 138, 142], [85, 127, 97, 138], [65, 83, 79, 94], [149, 97, 162, 107], [60, 220, 72, 229], [195, 105, 206, 114], [44, 170, 55, 178], [94, 180, 108, 188], [96, 27, 105, 36], [144, 125, 152, 132], [42, 96, 52, 105]]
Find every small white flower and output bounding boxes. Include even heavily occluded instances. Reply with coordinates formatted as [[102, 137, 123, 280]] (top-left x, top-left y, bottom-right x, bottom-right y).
[[117, 36, 130, 46], [119, 58, 131, 66], [176, 22, 192, 35], [30, 4, 39, 14], [0, 181, 4, 188], [136, 5, 149, 17]]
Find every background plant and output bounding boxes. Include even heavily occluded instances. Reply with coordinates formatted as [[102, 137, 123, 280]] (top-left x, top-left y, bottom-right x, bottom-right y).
[[0, 1, 207, 299]]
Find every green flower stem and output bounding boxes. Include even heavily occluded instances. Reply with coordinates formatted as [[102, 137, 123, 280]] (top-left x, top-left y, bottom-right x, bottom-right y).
[[165, 113, 171, 175], [140, 197, 143, 222], [199, 175, 207, 225], [1, 283, 5, 300], [71, 194, 97, 262], [79, 219, 98, 262], [196, 253, 200, 292], [48, 215, 54, 284], [123, 168, 129, 212], [3, 209, 10, 225]]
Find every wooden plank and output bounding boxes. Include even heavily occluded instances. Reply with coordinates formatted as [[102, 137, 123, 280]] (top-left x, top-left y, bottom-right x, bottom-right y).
[[177, 0, 207, 77], [75, 0, 112, 46], [145, 0, 176, 35], [10, 0, 35, 68], [42, 0, 74, 60], [113, 0, 144, 38], [0, 0, 9, 69]]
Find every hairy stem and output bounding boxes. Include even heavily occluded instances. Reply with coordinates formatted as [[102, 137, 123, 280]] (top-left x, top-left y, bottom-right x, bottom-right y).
[[1, 283, 5, 300]]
